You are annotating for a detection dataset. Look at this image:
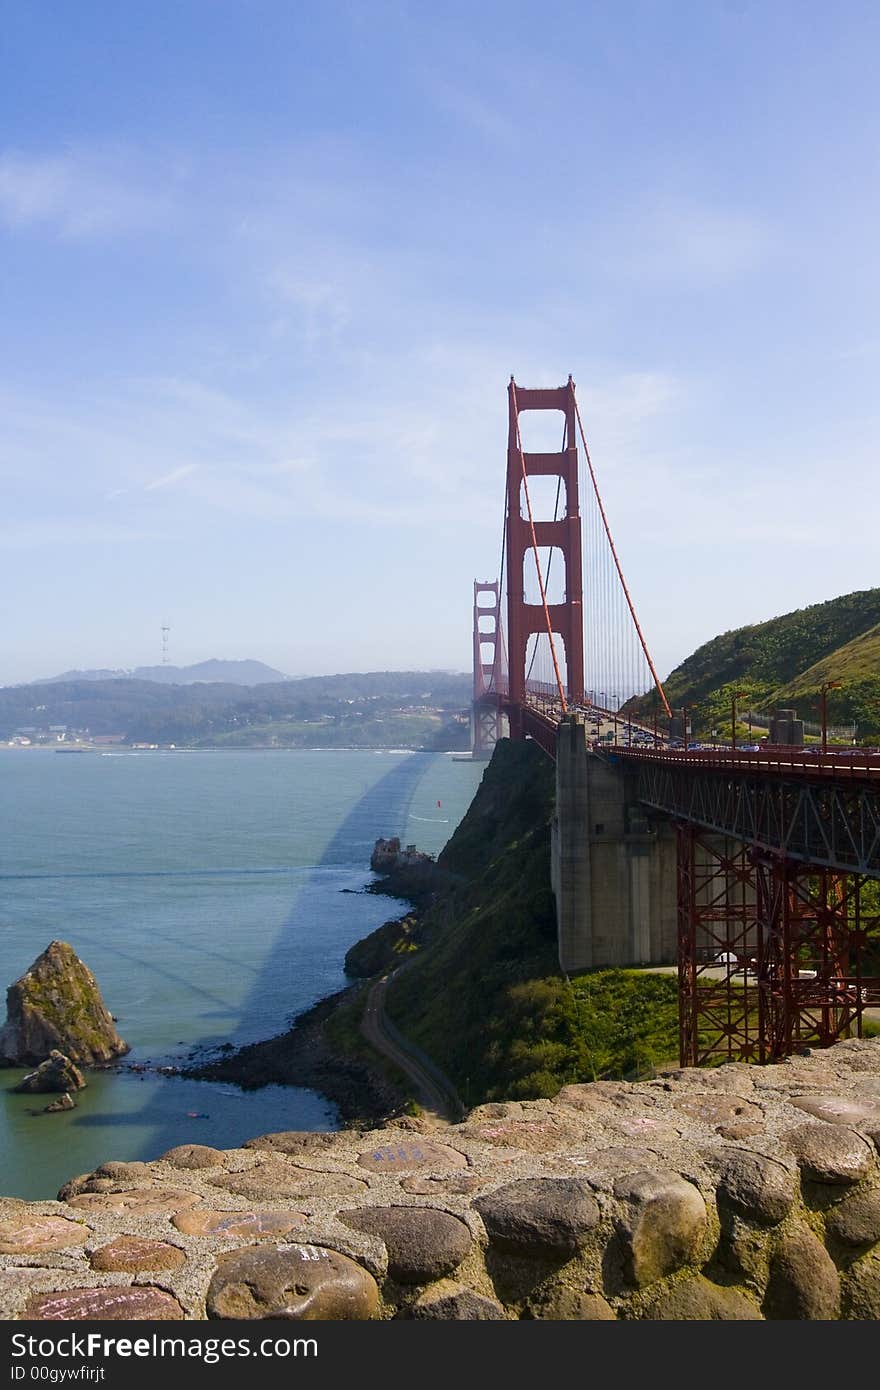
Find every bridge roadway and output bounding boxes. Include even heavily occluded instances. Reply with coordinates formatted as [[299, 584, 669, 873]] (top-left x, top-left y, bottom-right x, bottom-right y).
[[485, 687, 880, 877]]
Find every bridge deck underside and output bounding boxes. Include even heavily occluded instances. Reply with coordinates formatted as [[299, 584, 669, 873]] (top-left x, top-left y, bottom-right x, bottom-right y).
[[633, 762, 880, 877]]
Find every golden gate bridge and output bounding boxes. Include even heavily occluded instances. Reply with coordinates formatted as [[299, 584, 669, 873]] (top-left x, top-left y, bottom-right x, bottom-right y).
[[472, 376, 880, 1068]]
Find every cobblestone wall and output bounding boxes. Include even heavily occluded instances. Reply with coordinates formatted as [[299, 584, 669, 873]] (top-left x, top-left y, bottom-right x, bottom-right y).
[[2, 1038, 880, 1320]]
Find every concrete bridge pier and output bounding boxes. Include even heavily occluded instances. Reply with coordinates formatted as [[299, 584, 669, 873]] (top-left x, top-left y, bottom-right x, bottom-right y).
[[551, 713, 677, 972]]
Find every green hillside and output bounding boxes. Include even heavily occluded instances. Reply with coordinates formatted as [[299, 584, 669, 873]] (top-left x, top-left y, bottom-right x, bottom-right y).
[[636, 589, 880, 741], [771, 623, 880, 732], [381, 739, 680, 1104]]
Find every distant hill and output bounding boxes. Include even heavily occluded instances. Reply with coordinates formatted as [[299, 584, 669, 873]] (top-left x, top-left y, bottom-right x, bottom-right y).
[[635, 588, 880, 740], [0, 669, 471, 748], [39, 659, 289, 686]]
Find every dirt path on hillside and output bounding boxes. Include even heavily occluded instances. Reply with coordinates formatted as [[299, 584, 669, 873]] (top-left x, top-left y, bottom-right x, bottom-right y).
[[360, 973, 463, 1124]]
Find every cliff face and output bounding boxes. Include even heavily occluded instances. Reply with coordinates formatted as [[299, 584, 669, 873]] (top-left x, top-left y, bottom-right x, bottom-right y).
[[1, 1039, 879, 1320], [382, 740, 672, 1105], [0, 941, 129, 1066]]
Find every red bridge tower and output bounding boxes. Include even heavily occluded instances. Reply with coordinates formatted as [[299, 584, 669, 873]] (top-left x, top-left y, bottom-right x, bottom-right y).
[[472, 580, 501, 757], [506, 377, 584, 739]]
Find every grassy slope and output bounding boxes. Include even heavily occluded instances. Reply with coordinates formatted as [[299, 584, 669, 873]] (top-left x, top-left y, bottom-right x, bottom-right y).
[[771, 622, 880, 730], [633, 588, 880, 736], [383, 740, 679, 1106]]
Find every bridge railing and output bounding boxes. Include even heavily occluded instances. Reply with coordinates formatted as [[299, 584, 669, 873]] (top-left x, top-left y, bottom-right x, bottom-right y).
[[609, 744, 880, 780]]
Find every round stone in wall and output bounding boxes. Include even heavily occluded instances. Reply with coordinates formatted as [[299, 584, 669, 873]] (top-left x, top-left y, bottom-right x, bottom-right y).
[[210, 1163, 367, 1201], [789, 1095, 880, 1127], [92, 1161, 154, 1182], [404, 1281, 506, 1320], [784, 1123, 875, 1185], [338, 1207, 473, 1283], [25, 1287, 185, 1321], [66, 1188, 202, 1215], [243, 1132, 339, 1156], [525, 1287, 616, 1320], [159, 1144, 226, 1169], [674, 1094, 764, 1128], [89, 1237, 186, 1273], [843, 1252, 880, 1320], [356, 1139, 467, 1174], [206, 1243, 378, 1320], [713, 1151, 797, 1226], [475, 1178, 600, 1256], [460, 1118, 576, 1153], [825, 1187, 880, 1247], [641, 1274, 762, 1320], [613, 1170, 708, 1288], [0, 1215, 89, 1256], [173, 1209, 306, 1238], [764, 1226, 840, 1320]]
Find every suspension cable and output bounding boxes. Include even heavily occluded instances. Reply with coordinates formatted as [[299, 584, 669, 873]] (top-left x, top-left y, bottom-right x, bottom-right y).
[[572, 388, 672, 719], [510, 380, 568, 712]]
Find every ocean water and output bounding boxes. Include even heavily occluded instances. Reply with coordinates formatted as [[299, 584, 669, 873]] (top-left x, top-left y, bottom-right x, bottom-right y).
[[0, 747, 483, 1199]]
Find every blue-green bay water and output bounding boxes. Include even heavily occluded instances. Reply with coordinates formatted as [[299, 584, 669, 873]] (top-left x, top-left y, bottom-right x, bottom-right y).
[[0, 748, 483, 1198]]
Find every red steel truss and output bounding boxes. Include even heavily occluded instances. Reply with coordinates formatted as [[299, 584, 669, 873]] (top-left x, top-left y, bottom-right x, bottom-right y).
[[677, 824, 880, 1067]]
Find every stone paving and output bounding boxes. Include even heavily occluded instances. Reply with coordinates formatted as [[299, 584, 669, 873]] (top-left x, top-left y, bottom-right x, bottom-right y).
[[2, 1038, 880, 1320]]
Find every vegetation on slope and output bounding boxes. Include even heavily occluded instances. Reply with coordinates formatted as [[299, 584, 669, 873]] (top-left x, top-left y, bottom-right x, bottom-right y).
[[633, 588, 880, 740], [381, 740, 680, 1105], [771, 623, 880, 733]]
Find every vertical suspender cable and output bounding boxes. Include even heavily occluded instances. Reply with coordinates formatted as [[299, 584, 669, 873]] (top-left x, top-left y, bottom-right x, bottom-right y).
[[572, 389, 672, 720]]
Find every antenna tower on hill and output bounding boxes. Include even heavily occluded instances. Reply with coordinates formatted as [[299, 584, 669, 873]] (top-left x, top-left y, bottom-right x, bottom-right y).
[[161, 626, 170, 665]]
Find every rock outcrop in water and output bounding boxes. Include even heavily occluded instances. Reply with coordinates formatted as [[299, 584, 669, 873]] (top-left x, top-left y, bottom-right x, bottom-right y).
[[369, 837, 443, 905], [0, 941, 128, 1067], [14, 1049, 86, 1093]]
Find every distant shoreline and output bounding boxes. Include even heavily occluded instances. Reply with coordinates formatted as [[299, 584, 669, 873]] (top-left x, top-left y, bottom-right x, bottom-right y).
[[2, 744, 468, 755]]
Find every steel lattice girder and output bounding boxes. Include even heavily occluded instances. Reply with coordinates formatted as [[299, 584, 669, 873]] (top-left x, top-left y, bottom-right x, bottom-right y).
[[676, 828, 765, 1066], [675, 826, 879, 1067], [637, 765, 880, 876]]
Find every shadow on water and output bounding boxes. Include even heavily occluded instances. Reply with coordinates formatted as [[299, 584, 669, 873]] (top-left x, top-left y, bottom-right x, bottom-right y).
[[70, 752, 440, 1157]]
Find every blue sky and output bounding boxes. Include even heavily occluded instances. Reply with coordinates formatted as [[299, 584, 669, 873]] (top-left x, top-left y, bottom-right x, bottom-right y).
[[2, 1, 878, 684]]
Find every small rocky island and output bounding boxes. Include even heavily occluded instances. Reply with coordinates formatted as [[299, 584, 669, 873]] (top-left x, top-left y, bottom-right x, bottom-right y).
[[369, 836, 443, 905], [0, 940, 128, 1070]]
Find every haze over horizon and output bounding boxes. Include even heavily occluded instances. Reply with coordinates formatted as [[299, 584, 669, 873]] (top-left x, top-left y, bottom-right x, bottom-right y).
[[15, 655, 470, 688], [3, 2, 878, 687]]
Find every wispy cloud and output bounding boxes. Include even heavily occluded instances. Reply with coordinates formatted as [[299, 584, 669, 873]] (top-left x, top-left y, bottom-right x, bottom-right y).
[[268, 271, 351, 349], [0, 149, 173, 238], [143, 463, 198, 492], [424, 77, 519, 149], [610, 198, 774, 284], [0, 519, 171, 550]]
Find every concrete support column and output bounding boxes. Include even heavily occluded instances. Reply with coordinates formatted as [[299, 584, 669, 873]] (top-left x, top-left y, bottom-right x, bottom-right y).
[[552, 714, 677, 972], [552, 714, 593, 971]]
